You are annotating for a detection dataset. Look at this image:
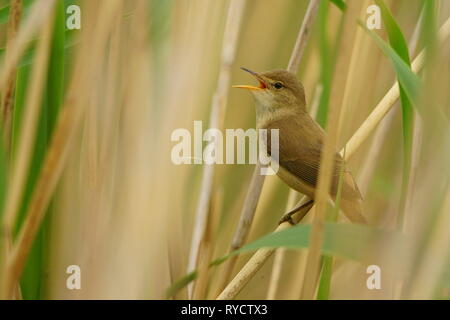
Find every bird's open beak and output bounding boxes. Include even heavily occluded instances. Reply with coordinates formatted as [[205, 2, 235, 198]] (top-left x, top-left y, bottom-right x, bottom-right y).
[[232, 67, 267, 90]]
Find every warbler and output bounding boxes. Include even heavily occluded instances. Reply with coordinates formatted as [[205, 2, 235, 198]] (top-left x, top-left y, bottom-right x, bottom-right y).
[[234, 67, 366, 224]]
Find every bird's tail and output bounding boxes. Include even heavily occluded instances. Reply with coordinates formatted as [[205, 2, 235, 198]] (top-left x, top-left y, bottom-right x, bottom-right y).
[[339, 198, 367, 225]]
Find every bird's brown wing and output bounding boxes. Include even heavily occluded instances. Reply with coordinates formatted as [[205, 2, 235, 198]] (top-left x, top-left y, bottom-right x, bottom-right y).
[[265, 114, 361, 200], [280, 147, 352, 196]]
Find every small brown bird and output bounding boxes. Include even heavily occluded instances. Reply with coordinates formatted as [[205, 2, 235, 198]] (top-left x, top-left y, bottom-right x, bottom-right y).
[[234, 67, 367, 225]]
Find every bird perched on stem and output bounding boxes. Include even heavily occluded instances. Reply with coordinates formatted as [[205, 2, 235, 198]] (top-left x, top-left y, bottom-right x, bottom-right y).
[[233, 67, 367, 225]]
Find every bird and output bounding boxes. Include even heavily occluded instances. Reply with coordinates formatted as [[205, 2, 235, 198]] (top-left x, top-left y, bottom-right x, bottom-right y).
[[233, 67, 367, 225]]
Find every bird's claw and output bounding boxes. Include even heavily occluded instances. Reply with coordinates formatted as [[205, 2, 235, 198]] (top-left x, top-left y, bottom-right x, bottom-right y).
[[278, 214, 296, 226]]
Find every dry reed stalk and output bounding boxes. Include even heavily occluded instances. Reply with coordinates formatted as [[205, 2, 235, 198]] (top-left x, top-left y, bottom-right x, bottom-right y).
[[299, 50, 347, 300], [92, 5, 123, 247], [0, 0, 23, 151], [187, 0, 246, 298], [230, 167, 267, 252], [337, 0, 370, 139], [213, 165, 265, 295], [193, 190, 222, 300], [157, 0, 226, 299], [266, 191, 299, 299], [217, 17, 450, 299], [408, 7, 425, 58], [77, 1, 125, 289], [217, 0, 320, 295], [287, 0, 320, 72], [244, 176, 284, 234], [93, 0, 167, 298], [99, 17, 122, 167], [1, 0, 124, 299]]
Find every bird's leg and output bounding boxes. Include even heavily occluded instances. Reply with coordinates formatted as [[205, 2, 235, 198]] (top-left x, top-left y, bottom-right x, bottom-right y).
[[278, 199, 314, 225]]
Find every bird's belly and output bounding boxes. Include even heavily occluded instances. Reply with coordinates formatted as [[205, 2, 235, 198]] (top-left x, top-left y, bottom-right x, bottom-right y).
[[277, 165, 316, 199]]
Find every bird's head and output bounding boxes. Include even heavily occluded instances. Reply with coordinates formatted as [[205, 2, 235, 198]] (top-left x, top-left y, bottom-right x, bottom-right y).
[[233, 68, 306, 114]]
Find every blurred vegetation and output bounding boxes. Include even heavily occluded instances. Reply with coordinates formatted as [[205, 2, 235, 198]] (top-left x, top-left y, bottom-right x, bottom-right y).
[[0, 0, 448, 300]]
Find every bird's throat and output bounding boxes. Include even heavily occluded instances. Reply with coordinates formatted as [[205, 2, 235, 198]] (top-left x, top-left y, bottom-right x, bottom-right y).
[[255, 102, 297, 129]]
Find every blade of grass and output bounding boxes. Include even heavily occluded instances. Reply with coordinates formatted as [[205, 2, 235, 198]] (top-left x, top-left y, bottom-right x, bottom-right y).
[[47, 0, 66, 140], [171, 218, 410, 298], [358, 21, 421, 109], [374, 0, 413, 231], [11, 60, 47, 300], [233, 223, 409, 262], [170, 166, 417, 299], [39, 0, 66, 299], [0, 35, 78, 70], [329, 0, 346, 11], [166, 271, 197, 299]]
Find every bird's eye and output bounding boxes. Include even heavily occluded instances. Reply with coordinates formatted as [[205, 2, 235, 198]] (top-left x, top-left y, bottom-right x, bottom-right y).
[[273, 82, 283, 89]]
